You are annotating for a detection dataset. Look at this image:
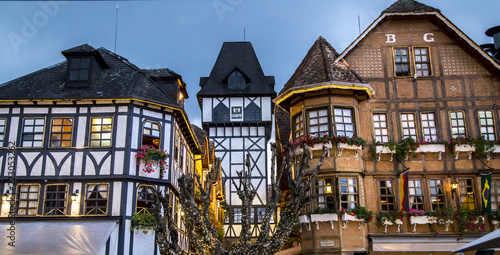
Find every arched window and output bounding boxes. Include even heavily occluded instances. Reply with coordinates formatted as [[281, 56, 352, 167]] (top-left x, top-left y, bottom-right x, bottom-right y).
[[213, 103, 230, 123], [228, 70, 246, 90], [136, 185, 155, 214], [244, 102, 261, 122], [142, 120, 161, 148]]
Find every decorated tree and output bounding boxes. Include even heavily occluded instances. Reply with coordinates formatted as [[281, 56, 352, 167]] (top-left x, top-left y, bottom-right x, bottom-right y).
[[151, 143, 328, 255]]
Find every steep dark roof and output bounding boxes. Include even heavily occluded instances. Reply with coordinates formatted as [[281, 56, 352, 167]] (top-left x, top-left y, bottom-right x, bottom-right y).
[[61, 44, 97, 54], [274, 105, 291, 147], [382, 0, 440, 14], [198, 42, 276, 103], [142, 68, 180, 79], [191, 124, 207, 155], [281, 36, 364, 94]]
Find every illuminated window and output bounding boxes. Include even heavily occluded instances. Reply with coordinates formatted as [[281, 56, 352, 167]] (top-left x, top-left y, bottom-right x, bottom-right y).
[[333, 108, 354, 137], [459, 178, 476, 210], [293, 113, 304, 139], [373, 113, 389, 143], [394, 47, 411, 77], [234, 208, 242, 223], [478, 110, 496, 141], [379, 180, 395, 211], [421, 112, 437, 141], [429, 179, 445, 209], [136, 185, 155, 214], [50, 118, 73, 148], [308, 108, 329, 137], [16, 184, 40, 216], [401, 113, 417, 140], [409, 179, 424, 210], [90, 117, 112, 147], [85, 183, 108, 215], [450, 111, 467, 138], [44, 184, 68, 215], [339, 177, 358, 209], [69, 57, 91, 81], [0, 119, 5, 146], [414, 47, 431, 76], [314, 178, 335, 210], [22, 118, 45, 147], [142, 121, 160, 148]]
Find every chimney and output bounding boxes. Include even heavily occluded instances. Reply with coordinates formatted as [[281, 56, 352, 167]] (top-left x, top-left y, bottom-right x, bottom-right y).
[[485, 26, 500, 61]]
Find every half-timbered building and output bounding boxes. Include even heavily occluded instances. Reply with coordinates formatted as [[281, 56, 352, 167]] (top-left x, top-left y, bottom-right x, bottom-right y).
[[0, 44, 201, 254], [197, 42, 276, 241], [275, 0, 500, 254]]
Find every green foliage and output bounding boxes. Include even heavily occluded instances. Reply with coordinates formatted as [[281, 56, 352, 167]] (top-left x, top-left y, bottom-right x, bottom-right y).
[[290, 134, 366, 149], [409, 209, 426, 216], [377, 211, 404, 226], [455, 209, 484, 236], [337, 134, 366, 148], [209, 207, 225, 242], [474, 136, 495, 156], [310, 207, 339, 215], [131, 212, 157, 231], [341, 205, 373, 222], [489, 210, 500, 222], [427, 206, 455, 223], [395, 137, 420, 162], [135, 145, 169, 178]]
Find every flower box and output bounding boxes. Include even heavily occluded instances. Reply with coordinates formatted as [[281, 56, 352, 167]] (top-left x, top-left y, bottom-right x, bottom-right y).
[[381, 217, 403, 233], [134, 226, 155, 235], [416, 144, 446, 160], [486, 145, 500, 161], [454, 144, 475, 160], [427, 217, 453, 232], [376, 145, 395, 161], [310, 213, 339, 230], [410, 216, 430, 232], [493, 220, 499, 230], [293, 142, 332, 159], [341, 214, 363, 229], [337, 143, 362, 158], [138, 162, 161, 178], [298, 215, 310, 223]]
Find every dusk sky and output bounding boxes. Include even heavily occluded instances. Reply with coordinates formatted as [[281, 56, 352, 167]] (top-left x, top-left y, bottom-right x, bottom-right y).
[[0, 0, 498, 128]]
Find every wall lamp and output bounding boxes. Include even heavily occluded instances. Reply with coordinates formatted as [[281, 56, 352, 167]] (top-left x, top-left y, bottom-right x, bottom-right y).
[[71, 189, 79, 202], [2, 190, 10, 202], [451, 181, 458, 199]]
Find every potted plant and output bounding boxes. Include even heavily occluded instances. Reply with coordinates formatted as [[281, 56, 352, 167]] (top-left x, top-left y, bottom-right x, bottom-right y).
[[309, 207, 339, 230], [455, 209, 485, 236], [131, 212, 157, 234], [474, 136, 497, 160], [370, 140, 397, 161], [340, 205, 373, 229], [449, 137, 476, 160], [409, 209, 429, 232], [395, 137, 420, 162], [135, 145, 169, 178], [377, 210, 404, 233], [417, 138, 447, 160], [427, 206, 454, 232]]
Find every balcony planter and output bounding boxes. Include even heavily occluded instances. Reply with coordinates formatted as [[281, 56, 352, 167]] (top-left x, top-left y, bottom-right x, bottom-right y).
[[298, 215, 311, 232], [454, 144, 475, 160], [486, 145, 500, 161], [138, 162, 161, 178], [415, 144, 446, 160], [293, 142, 332, 159], [341, 213, 364, 229], [337, 143, 362, 158], [310, 213, 339, 230], [134, 226, 155, 235], [492, 220, 499, 230], [381, 217, 403, 233], [428, 217, 453, 232], [376, 145, 395, 161], [410, 216, 431, 232]]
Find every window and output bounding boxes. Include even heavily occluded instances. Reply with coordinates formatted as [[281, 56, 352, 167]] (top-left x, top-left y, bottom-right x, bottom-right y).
[[293, 114, 304, 139], [373, 113, 389, 143], [421, 112, 437, 141], [491, 178, 500, 211], [142, 121, 161, 148], [401, 113, 417, 140], [69, 57, 91, 81], [379, 180, 395, 211], [450, 111, 467, 138], [90, 117, 112, 147], [478, 110, 496, 141], [256, 208, 266, 223], [136, 185, 155, 214], [333, 108, 354, 137], [174, 130, 179, 163], [50, 118, 73, 148], [16, 184, 40, 216], [233, 208, 242, 223], [414, 47, 431, 76], [429, 179, 445, 209], [314, 178, 335, 210], [0, 118, 5, 146], [85, 183, 109, 215], [244, 103, 261, 122], [408, 179, 424, 210], [459, 178, 476, 210], [228, 70, 245, 90], [213, 103, 230, 123], [308, 108, 329, 137], [339, 177, 358, 209], [394, 47, 411, 77], [179, 142, 185, 170], [44, 184, 68, 215], [21, 118, 45, 147]]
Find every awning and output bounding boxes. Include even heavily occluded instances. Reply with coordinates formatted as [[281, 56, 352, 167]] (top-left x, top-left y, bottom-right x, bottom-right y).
[[371, 235, 480, 252], [452, 229, 500, 253], [1, 221, 118, 255]]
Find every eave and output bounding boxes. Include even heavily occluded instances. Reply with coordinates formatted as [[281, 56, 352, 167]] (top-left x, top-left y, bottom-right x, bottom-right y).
[[273, 81, 375, 107]]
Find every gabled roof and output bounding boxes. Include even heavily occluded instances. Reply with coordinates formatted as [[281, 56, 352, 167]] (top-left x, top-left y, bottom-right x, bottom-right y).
[[197, 42, 276, 103], [191, 124, 207, 156], [382, 0, 440, 14], [0, 45, 201, 154], [281, 36, 365, 94], [336, 0, 500, 75]]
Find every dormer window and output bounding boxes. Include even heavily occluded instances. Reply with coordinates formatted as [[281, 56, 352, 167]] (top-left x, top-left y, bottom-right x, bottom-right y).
[[69, 57, 91, 81], [228, 70, 246, 90]]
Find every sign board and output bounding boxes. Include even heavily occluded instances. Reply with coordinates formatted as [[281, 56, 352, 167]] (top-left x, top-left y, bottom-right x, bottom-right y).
[[320, 240, 334, 247], [232, 106, 242, 119]]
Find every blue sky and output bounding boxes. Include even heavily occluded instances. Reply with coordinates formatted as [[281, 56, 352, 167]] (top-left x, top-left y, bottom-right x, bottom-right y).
[[0, 0, 498, 127]]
